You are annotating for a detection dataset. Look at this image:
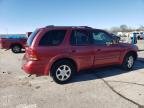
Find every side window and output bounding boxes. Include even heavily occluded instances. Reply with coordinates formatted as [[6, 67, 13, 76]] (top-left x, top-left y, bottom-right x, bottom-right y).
[[39, 30, 66, 46], [92, 31, 112, 45], [70, 30, 91, 46]]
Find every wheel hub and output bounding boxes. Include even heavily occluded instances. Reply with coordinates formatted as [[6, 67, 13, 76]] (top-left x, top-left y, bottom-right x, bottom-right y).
[[56, 65, 71, 81], [127, 56, 134, 68]]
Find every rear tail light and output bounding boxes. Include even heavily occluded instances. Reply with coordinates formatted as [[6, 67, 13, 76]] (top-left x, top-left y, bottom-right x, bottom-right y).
[[27, 48, 39, 61]]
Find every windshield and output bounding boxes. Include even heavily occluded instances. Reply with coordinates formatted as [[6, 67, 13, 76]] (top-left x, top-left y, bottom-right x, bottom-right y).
[[27, 29, 40, 46]]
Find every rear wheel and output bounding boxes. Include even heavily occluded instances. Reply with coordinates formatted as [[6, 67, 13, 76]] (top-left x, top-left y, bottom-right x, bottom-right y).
[[121, 54, 135, 70], [11, 45, 22, 53], [51, 60, 75, 84]]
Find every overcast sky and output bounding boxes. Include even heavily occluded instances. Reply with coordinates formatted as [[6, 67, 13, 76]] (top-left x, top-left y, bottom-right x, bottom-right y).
[[0, 0, 144, 34]]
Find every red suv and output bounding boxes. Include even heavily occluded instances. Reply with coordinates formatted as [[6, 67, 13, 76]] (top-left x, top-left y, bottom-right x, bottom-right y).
[[22, 26, 138, 84]]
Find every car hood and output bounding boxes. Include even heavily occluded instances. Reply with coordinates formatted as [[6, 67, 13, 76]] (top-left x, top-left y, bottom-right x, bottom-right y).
[[119, 43, 138, 51]]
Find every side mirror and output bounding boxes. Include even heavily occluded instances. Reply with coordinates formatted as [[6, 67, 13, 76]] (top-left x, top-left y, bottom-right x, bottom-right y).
[[111, 34, 120, 43], [113, 36, 120, 44], [116, 37, 120, 42]]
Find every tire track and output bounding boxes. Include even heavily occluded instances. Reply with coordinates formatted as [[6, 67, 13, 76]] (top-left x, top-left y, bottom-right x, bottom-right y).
[[107, 80, 144, 87]]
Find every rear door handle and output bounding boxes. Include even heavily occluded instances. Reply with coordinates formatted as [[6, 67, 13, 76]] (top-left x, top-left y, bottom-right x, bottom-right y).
[[97, 49, 101, 51]]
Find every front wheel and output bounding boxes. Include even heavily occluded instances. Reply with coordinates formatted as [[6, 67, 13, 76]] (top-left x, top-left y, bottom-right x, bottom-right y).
[[121, 54, 135, 70], [51, 60, 75, 84]]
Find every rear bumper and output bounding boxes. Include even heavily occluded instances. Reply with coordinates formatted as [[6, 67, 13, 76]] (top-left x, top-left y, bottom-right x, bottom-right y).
[[22, 61, 49, 76]]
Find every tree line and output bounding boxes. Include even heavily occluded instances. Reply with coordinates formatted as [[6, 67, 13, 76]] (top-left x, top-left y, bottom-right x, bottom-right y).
[[110, 25, 144, 33]]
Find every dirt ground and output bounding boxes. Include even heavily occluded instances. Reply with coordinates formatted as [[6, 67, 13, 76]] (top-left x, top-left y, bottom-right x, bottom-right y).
[[0, 44, 144, 108]]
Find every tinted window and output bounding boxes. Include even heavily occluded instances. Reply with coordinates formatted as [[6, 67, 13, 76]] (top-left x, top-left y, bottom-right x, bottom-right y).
[[70, 30, 91, 45], [39, 30, 66, 46], [92, 31, 112, 45], [27, 29, 40, 46]]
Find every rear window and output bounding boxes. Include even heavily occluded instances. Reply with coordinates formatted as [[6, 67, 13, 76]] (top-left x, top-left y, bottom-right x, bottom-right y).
[[39, 30, 66, 46], [27, 29, 40, 46]]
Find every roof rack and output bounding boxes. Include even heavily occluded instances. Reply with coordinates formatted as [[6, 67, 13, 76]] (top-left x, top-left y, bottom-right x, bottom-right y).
[[45, 25, 93, 29], [78, 26, 92, 29], [45, 25, 55, 28]]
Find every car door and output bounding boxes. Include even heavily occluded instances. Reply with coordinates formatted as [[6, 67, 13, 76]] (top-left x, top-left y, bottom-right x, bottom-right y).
[[91, 30, 121, 66], [70, 29, 95, 70]]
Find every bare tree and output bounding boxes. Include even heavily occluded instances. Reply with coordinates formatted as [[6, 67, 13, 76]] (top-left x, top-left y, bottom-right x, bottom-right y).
[[138, 25, 144, 31], [120, 25, 128, 32], [110, 27, 120, 33]]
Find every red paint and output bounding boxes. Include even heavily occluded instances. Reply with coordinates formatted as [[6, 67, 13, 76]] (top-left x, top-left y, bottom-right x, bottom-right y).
[[22, 26, 138, 76]]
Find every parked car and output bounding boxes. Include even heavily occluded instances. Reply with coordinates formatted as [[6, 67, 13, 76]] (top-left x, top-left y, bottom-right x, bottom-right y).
[[142, 34, 144, 40], [139, 32, 144, 40], [131, 32, 144, 40], [22, 26, 138, 84], [0, 35, 27, 53]]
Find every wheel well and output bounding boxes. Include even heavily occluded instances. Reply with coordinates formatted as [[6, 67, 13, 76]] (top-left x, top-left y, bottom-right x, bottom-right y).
[[10, 44, 22, 48], [126, 51, 137, 60], [50, 58, 77, 76]]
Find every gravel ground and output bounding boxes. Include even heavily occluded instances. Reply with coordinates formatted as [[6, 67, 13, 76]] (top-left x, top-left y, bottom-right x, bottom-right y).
[[0, 48, 144, 108]]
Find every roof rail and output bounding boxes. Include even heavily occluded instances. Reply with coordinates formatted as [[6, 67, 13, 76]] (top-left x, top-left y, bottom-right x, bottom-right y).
[[45, 25, 93, 29], [45, 25, 55, 28], [78, 26, 92, 29]]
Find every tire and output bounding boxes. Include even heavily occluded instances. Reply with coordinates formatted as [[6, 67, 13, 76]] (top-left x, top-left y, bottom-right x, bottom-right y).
[[51, 60, 75, 84], [121, 54, 135, 70], [137, 36, 140, 40], [11, 45, 22, 53]]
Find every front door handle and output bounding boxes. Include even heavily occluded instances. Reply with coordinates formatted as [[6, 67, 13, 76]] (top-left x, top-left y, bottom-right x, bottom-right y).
[[72, 50, 76, 53]]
